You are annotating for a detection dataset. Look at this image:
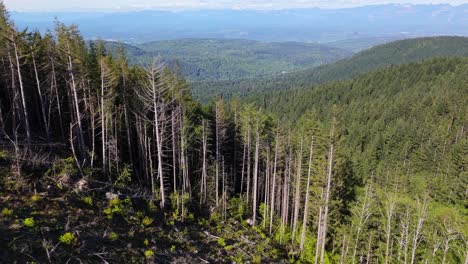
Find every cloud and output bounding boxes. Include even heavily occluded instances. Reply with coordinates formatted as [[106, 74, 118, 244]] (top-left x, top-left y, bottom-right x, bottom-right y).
[[4, 0, 468, 11]]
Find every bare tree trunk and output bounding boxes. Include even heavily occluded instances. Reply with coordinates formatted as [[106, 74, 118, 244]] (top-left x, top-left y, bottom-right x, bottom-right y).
[[315, 187, 324, 264], [269, 129, 279, 234], [319, 143, 334, 264], [246, 126, 251, 207], [149, 66, 166, 208], [292, 140, 303, 241], [240, 136, 246, 199], [200, 119, 208, 204], [222, 159, 227, 220], [13, 41, 31, 143], [31, 51, 50, 142], [66, 40, 85, 156], [384, 197, 396, 264], [397, 207, 410, 263], [215, 102, 220, 207], [50, 59, 65, 142], [7, 50, 18, 141], [172, 110, 178, 194], [340, 235, 347, 264], [252, 118, 260, 225], [300, 138, 314, 250], [148, 137, 155, 196], [352, 179, 373, 263], [410, 195, 429, 264], [123, 102, 133, 170], [100, 59, 107, 177], [263, 149, 270, 228], [366, 233, 373, 264], [85, 85, 96, 168], [70, 123, 83, 176], [285, 148, 291, 229], [280, 156, 290, 244], [180, 112, 190, 195]]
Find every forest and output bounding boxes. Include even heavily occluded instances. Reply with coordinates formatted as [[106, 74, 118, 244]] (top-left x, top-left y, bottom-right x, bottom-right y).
[[0, 2, 467, 263], [103, 38, 351, 82], [191, 36, 468, 102]]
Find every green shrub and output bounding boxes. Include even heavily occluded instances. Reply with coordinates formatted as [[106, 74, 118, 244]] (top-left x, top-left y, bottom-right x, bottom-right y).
[[198, 218, 209, 227], [0, 150, 8, 159], [59, 232, 76, 245], [104, 198, 124, 219], [141, 216, 153, 226], [217, 237, 226, 247], [108, 232, 119, 241], [135, 211, 145, 218], [83, 196, 93, 206], [253, 255, 262, 264], [253, 225, 266, 239], [224, 245, 233, 251], [23, 217, 35, 227], [231, 254, 244, 263], [31, 194, 41, 202], [147, 200, 158, 212], [115, 165, 132, 187], [144, 249, 154, 259], [1, 208, 13, 217]]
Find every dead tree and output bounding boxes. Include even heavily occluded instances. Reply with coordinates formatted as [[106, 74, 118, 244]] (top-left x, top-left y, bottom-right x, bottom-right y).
[[300, 138, 314, 250], [252, 117, 260, 225], [292, 139, 303, 240], [269, 128, 279, 234]]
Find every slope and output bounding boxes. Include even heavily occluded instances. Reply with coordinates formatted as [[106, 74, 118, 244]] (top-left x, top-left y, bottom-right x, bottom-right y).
[[104, 38, 352, 81], [192, 36, 468, 101], [249, 57, 468, 205]]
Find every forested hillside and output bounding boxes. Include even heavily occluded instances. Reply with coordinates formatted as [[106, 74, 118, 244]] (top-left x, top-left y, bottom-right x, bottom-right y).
[[104, 39, 351, 81], [250, 57, 468, 202], [0, 3, 467, 263], [192, 36, 468, 101], [323, 36, 407, 52]]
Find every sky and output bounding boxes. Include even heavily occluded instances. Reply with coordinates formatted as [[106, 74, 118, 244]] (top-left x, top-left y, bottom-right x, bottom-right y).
[[4, 0, 468, 11]]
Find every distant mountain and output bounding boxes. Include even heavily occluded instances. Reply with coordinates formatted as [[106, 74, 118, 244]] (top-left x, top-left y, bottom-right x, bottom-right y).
[[12, 4, 468, 43], [103, 39, 352, 81], [192, 36, 468, 101]]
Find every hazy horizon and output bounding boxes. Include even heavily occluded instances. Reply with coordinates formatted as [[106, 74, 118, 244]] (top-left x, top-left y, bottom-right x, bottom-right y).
[[5, 0, 468, 12]]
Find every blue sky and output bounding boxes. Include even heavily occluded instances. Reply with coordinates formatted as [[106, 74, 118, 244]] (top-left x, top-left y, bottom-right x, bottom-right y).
[[4, 0, 468, 11]]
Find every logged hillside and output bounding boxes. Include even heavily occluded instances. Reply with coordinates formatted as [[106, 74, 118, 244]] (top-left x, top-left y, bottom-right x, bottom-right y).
[[192, 36, 468, 101], [104, 39, 351, 81]]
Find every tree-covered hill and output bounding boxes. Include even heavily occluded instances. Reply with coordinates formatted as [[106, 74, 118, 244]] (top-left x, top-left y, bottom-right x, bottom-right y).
[[249, 57, 468, 205], [192, 36, 468, 101], [104, 38, 352, 81], [323, 35, 409, 52]]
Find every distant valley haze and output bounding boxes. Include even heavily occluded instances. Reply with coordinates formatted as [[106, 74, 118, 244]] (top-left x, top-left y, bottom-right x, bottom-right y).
[[7, 1, 468, 43]]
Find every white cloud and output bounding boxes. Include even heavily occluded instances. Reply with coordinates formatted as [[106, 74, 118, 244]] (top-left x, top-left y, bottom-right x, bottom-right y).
[[4, 0, 468, 11]]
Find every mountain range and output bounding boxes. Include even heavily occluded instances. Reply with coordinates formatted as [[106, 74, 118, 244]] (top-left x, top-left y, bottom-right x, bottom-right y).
[[12, 4, 468, 43]]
